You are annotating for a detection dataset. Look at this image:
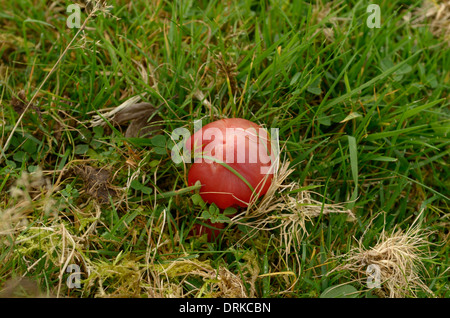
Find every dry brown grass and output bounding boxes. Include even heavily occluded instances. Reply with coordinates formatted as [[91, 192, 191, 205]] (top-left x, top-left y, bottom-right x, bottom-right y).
[[408, 0, 450, 42], [329, 212, 436, 298]]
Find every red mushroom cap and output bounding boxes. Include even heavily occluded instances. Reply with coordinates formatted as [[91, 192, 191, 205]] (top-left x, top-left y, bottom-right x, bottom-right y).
[[187, 118, 275, 209]]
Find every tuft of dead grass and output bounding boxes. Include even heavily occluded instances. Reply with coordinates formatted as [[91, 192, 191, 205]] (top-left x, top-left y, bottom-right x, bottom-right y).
[[329, 213, 436, 298], [408, 0, 450, 42]]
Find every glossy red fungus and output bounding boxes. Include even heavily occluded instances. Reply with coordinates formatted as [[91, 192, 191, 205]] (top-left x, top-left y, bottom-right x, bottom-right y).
[[187, 118, 275, 210]]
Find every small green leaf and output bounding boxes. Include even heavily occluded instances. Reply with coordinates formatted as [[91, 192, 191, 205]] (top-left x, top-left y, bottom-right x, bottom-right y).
[[149, 160, 160, 168], [307, 77, 322, 95], [317, 115, 331, 126], [78, 128, 92, 142], [140, 186, 153, 195], [426, 74, 438, 88], [209, 204, 219, 215], [201, 210, 211, 219], [213, 214, 230, 223], [13, 151, 27, 162], [131, 179, 153, 194], [223, 207, 237, 216], [395, 63, 412, 75], [93, 126, 104, 137], [74, 144, 89, 155], [22, 138, 37, 154], [130, 179, 144, 191], [191, 193, 205, 206], [90, 140, 102, 149], [151, 135, 166, 148], [154, 147, 167, 155], [28, 165, 38, 173], [380, 57, 394, 71], [290, 72, 301, 85], [6, 160, 17, 169], [307, 86, 322, 95]]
